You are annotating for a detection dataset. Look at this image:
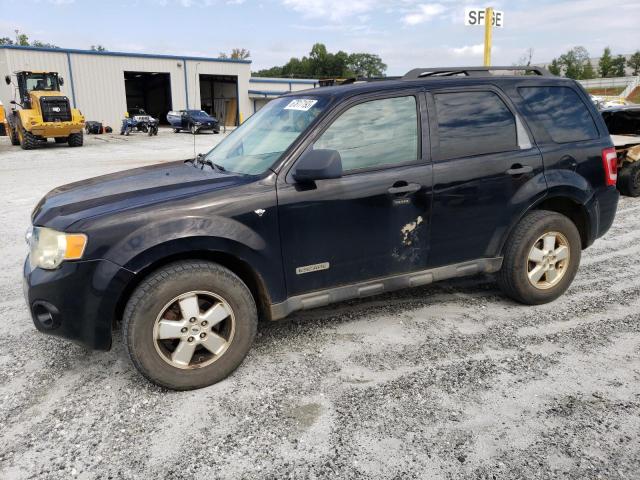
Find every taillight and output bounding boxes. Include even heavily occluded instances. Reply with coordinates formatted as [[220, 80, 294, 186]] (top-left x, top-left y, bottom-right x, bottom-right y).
[[602, 147, 618, 187]]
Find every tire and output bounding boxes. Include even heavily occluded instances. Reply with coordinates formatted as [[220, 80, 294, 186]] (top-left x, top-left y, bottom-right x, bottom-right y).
[[123, 261, 258, 390], [19, 127, 39, 150], [68, 132, 83, 147], [173, 128, 181, 133], [190, 124, 199, 135], [54, 137, 68, 144], [9, 126, 20, 145], [497, 210, 581, 305], [618, 163, 640, 197]]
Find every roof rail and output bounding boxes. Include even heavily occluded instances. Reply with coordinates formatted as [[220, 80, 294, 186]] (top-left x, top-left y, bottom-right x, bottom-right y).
[[402, 66, 552, 80]]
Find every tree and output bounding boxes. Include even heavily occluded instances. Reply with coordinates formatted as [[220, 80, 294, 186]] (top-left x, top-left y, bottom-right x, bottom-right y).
[[91, 45, 107, 52], [347, 53, 387, 78], [599, 47, 613, 77], [253, 43, 387, 79], [0, 37, 14, 46], [219, 48, 250, 60], [551, 46, 592, 79], [628, 51, 640, 76], [548, 59, 561, 76], [17, 33, 29, 46], [31, 40, 59, 48], [611, 55, 627, 77]]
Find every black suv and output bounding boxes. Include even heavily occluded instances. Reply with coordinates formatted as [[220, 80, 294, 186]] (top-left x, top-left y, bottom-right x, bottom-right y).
[[24, 67, 619, 390]]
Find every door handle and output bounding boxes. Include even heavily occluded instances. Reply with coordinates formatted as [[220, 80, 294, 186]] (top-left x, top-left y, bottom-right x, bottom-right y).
[[388, 182, 421, 195], [506, 164, 534, 176]]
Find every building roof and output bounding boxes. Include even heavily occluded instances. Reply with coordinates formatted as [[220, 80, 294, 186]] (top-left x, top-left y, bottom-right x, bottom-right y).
[[0, 44, 252, 65]]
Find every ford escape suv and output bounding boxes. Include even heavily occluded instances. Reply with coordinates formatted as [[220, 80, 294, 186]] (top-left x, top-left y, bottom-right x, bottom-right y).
[[24, 66, 619, 390]]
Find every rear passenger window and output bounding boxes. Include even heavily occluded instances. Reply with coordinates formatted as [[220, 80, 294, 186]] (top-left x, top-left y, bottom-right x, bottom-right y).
[[434, 91, 517, 159], [518, 86, 598, 143], [314, 96, 418, 172]]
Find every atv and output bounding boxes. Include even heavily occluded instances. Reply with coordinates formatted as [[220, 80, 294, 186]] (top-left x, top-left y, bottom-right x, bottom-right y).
[[120, 108, 159, 136]]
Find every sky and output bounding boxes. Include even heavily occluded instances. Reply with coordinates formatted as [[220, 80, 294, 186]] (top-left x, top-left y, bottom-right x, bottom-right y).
[[0, 0, 637, 75]]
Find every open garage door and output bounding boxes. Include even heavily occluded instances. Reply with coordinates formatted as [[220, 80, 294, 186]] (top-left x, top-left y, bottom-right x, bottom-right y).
[[199, 74, 238, 127], [124, 71, 172, 125]]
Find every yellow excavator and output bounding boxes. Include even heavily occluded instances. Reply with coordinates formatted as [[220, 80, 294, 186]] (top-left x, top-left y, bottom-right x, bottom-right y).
[[4, 71, 85, 149]]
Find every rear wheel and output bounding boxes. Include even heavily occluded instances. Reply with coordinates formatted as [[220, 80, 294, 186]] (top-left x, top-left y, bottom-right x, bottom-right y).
[[123, 261, 257, 390], [497, 210, 581, 305], [618, 162, 640, 197], [68, 132, 83, 147]]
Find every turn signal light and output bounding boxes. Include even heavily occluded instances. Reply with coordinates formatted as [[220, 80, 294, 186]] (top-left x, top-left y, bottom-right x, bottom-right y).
[[601, 147, 618, 187]]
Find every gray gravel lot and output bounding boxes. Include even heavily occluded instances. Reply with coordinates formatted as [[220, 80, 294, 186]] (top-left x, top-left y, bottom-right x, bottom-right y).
[[0, 129, 639, 479]]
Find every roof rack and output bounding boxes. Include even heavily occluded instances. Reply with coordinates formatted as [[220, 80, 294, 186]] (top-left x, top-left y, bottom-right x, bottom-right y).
[[402, 66, 552, 80]]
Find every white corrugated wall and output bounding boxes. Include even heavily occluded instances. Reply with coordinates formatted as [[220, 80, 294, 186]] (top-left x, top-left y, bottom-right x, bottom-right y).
[[0, 48, 252, 130]]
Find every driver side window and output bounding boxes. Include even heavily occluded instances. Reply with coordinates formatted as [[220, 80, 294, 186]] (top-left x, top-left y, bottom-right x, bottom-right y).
[[314, 96, 419, 172]]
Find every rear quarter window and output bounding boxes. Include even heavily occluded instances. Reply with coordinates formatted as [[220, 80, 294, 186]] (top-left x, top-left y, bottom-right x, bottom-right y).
[[518, 86, 598, 143]]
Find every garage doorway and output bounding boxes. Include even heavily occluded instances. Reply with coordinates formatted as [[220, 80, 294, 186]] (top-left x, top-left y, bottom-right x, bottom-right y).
[[124, 71, 172, 124], [199, 74, 239, 127]]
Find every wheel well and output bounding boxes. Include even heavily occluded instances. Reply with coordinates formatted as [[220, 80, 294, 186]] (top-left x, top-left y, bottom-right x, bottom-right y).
[[534, 197, 590, 248], [113, 250, 272, 328]]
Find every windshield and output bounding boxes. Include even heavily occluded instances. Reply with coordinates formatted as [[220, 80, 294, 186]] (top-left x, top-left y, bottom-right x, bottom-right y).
[[190, 110, 211, 119], [204, 96, 328, 175], [25, 73, 59, 92]]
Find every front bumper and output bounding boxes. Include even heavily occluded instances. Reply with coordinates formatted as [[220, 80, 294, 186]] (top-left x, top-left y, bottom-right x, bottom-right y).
[[23, 258, 134, 350]]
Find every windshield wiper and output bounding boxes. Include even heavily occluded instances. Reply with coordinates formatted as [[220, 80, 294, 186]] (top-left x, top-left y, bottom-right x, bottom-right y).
[[189, 154, 227, 172]]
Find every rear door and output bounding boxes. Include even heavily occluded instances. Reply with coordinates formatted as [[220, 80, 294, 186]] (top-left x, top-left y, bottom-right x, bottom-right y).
[[515, 85, 605, 189], [426, 87, 544, 267], [277, 91, 433, 296]]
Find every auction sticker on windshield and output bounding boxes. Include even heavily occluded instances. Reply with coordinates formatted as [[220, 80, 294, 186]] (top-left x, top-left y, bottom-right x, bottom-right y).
[[284, 99, 318, 111]]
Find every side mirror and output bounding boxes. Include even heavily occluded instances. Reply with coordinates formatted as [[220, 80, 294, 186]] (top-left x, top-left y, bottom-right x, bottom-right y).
[[4, 75, 10, 85], [293, 149, 343, 183], [59, 77, 64, 86]]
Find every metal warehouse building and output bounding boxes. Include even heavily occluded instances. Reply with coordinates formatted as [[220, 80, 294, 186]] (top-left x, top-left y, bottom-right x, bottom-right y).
[[0, 45, 318, 131]]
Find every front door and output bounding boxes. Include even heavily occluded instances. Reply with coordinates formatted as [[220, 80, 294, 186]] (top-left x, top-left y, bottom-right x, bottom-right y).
[[277, 92, 433, 296]]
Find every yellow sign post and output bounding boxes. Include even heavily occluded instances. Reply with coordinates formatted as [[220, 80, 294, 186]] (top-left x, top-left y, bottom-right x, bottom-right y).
[[483, 7, 493, 66]]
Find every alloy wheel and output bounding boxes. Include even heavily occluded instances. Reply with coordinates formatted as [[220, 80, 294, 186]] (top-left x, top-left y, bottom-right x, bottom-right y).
[[526, 231, 570, 290], [152, 290, 235, 369]]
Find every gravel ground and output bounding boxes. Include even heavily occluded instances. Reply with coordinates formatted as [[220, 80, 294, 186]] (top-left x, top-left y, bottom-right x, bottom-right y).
[[0, 130, 638, 479]]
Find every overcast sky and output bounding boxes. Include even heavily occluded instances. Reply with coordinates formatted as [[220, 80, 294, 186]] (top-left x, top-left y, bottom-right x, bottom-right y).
[[0, 0, 637, 75]]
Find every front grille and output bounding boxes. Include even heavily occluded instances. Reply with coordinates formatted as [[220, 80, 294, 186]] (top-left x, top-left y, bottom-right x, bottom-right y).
[[40, 96, 72, 122]]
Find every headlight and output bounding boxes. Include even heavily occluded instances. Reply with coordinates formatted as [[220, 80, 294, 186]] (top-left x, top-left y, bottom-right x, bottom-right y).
[[27, 226, 87, 270]]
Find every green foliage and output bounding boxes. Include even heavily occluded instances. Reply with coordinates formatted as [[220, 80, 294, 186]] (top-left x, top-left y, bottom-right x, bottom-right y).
[[254, 43, 386, 79], [598, 47, 613, 77], [219, 48, 250, 60], [549, 46, 592, 80], [628, 51, 640, 76], [0, 31, 58, 48], [611, 55, 627, 77], [548, 59, 561, 76]]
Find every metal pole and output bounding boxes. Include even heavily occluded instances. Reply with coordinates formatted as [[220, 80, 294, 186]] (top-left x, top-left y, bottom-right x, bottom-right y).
[[483, 7, 493, 67]]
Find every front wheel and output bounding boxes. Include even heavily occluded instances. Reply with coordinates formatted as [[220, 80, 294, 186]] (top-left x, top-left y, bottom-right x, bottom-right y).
[[497, 210, 581, 305], [190, 124, 199, 135], [123, 261, 258, 390]]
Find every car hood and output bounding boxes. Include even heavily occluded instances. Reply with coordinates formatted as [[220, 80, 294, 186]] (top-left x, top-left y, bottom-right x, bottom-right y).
[[32, 160, 251, 230]]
